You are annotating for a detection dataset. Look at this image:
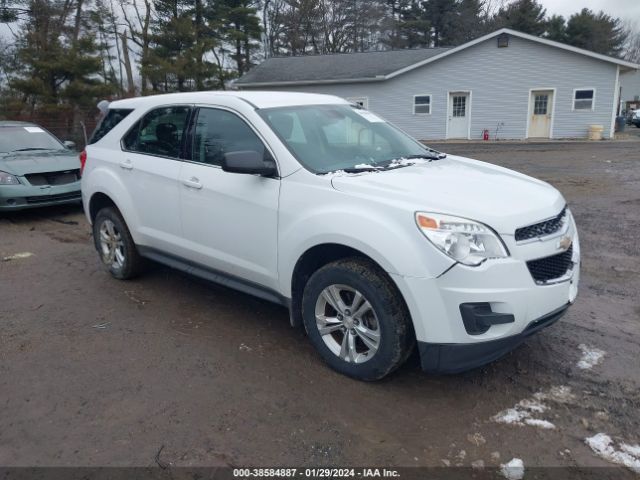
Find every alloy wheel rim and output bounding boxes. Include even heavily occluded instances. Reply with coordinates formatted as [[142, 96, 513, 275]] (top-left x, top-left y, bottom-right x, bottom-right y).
[[98, 219, 125, 269], [314, 284, 380, 364]]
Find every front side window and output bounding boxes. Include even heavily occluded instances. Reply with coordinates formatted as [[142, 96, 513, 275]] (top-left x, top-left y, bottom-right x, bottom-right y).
[[259, 104, 433, 174], [192, 108, 267, 166], [89, 109, 133, 145], [414, 95, 431, 115], [574, 89, 594, 111], [122, 106, 190, 159]]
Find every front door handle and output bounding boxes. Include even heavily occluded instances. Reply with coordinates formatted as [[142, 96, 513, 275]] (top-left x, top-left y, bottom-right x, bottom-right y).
[[183, 177, 203, 190], [119, 159, 133, 170]]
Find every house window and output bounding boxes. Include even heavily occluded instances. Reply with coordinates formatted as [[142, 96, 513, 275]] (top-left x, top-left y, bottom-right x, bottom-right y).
[[346, 97, 368, 109], [534, 94, 549, 115], [452, 95, 466, 117], [573, 89, 595, 111], [414, 95, 431, 115]]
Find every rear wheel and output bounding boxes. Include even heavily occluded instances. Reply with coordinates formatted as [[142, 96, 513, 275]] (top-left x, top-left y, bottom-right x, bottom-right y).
[[302, 258, 414, 381], [93, 207, 143, 280]]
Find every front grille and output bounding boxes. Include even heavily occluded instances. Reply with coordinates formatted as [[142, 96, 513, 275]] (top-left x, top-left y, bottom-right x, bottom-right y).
[[515, 207, 567, 242], [25, 192, 82, 204], [25, 169, 80, 187], [527, 245, 574, 284]]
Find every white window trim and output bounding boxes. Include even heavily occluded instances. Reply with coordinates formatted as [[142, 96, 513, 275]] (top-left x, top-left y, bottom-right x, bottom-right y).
[[346, 97, 369, 109], [572, 88, 596, 112], [413, 94, 432, 115]]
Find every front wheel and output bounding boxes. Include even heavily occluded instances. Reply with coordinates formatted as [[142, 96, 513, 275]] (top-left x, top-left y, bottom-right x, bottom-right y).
[[93, 207, 143, 280], [302, 258, 415, 381]]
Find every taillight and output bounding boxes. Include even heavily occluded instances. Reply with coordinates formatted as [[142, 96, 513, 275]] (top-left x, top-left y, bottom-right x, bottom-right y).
[[79, 150, 87, 176]]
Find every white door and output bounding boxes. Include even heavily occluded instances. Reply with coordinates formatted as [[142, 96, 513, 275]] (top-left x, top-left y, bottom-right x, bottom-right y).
[[119, 105, 190, 252], [528, 90, 554, 138], [178, 107, 280, 290], [447, 92, 470, 139]]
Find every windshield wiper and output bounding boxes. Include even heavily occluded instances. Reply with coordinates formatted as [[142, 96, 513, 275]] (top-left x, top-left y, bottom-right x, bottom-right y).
[[10, 148, 53, 152]]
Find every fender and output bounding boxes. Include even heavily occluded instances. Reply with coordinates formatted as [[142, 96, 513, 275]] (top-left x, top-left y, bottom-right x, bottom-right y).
[[278, 205, 454, 297], [83, 165, 142, 244]]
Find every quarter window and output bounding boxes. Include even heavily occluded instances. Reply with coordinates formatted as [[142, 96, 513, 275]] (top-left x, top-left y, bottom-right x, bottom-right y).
[[573, 89, 594, 111], [192, 108, 267, 167], [414, 95, 431, 115], [89, 109, 133, 145], [122, 106, 190, 159]]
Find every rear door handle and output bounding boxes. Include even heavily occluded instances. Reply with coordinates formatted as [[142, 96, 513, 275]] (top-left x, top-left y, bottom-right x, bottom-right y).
[[182, 177, 203, 190], [119, 159, 133, 170]]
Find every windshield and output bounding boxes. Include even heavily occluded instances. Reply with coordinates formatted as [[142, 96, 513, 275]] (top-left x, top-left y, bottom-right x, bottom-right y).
[[0, 126, 66, 154], [259, 104, 439, 174]]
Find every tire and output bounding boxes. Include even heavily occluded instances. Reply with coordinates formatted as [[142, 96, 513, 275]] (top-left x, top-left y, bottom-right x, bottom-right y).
[[93, 207, 143, 280], [302, 257, 415, 381]]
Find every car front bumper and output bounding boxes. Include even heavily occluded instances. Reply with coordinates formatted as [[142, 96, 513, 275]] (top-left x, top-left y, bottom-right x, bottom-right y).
[[0, 182, 82, 211], [391, 227, 580, 374]]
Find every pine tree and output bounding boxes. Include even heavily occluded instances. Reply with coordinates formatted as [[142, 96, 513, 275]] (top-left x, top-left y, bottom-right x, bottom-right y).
[[493, 0, 547, 36], [545, 14, 566, 43], [564, 9, 627, 57]]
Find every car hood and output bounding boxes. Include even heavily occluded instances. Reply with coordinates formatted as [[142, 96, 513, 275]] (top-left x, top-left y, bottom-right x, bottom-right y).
[[330, 155, 565, 235], [0, 151, 80, 176]]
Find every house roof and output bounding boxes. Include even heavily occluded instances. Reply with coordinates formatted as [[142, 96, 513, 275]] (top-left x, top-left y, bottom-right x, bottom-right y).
[[236, 28, 639, 88], [235, 47, 452, 86]]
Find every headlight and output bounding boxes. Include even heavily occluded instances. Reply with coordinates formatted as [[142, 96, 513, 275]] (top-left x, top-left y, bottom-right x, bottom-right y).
[[415, 212, 508, 266], [0, 171, 20, 185]]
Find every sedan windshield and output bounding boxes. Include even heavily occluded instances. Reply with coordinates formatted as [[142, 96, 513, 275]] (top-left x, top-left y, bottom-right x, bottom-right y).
[[0, 126, 66, 154], [259, 104, 440, 174]]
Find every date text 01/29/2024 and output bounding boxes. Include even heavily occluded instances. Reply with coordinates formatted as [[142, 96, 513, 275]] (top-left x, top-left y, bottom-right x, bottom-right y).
[[233, 469, 400, 478]]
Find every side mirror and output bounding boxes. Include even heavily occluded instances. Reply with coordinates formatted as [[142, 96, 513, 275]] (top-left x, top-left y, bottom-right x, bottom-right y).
[[63, 140, 76, 150], [222, 150, 277, 177]]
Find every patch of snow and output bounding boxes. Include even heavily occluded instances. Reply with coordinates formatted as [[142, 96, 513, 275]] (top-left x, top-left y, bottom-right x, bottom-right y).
[[621, 444, 640, 458], [2, 252, 34, 261], [585, 433, 640, 473], [471, 459, 485, 469], [577, 344, 606, 370], [493, 386, 572, 429], [500, 458, 525, 480], [524, 418, 556, 429]]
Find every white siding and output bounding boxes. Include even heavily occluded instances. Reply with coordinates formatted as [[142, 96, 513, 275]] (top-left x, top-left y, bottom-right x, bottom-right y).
[[243, 35, 619, 140]]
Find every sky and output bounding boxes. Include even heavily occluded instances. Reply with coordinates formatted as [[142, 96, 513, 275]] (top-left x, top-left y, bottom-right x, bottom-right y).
[[1, 0, 639, 41]]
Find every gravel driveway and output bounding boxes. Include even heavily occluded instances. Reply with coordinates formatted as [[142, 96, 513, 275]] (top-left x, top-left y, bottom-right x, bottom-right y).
[[1, 140, 638, 476]]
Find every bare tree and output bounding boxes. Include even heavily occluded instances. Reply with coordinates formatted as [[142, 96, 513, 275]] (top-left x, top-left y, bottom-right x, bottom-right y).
[[120, 0, 153, 93], [623, 20, 640, 63]]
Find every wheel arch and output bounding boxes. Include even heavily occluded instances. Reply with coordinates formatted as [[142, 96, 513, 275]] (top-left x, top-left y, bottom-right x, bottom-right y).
[[89, 192, 120, 223], [288, 243, 410, 330]]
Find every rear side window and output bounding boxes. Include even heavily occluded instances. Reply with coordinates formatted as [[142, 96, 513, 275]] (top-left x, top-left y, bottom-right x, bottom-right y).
[[122, 106, 190, 159], [89, 109, 133, 145]]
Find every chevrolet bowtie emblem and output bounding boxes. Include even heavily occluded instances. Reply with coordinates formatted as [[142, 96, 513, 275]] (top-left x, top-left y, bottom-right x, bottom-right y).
[[557, 236, 572, 250]]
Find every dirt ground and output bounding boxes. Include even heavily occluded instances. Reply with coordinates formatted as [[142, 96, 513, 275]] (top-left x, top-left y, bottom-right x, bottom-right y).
[[0, 140, 639, 475]]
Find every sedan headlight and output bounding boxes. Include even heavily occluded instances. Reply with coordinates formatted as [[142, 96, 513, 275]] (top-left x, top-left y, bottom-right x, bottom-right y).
[[415, 212, 508, 266], [0, 171, 20, 185]]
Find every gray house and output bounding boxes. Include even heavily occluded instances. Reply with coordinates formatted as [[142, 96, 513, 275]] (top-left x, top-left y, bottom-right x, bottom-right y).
[[621, 69, 640, 110], [235, 28, 639, 141]]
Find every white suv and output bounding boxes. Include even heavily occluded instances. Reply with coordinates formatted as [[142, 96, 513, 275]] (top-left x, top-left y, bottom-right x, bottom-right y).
[[81, 92, 580, 381]]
